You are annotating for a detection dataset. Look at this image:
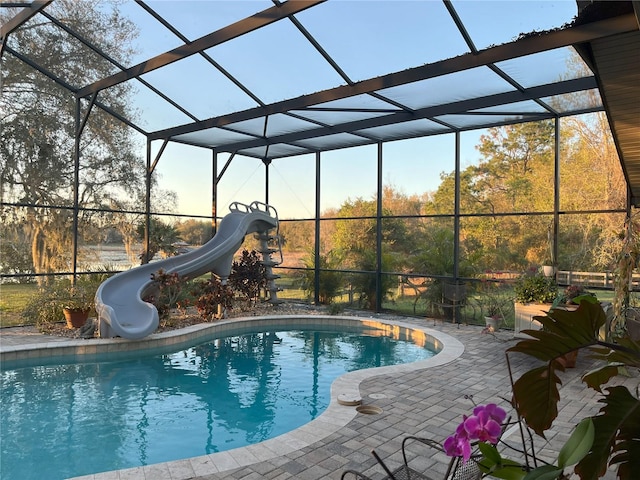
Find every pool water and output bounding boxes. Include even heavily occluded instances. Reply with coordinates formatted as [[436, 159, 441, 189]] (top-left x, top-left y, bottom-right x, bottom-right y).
[[1, 326, 436, 480]]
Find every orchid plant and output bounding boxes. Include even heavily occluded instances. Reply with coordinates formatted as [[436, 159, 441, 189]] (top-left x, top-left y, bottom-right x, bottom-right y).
[[443, 297, 640, 480], [443, 401, 595, 480], [444, 403, 507, 462]]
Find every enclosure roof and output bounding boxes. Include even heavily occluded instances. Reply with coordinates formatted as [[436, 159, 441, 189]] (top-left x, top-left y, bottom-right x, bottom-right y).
[[1, 1, 639, 199]]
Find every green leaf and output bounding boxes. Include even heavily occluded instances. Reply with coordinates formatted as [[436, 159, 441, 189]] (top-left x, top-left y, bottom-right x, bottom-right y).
[[508, 300, 606, 435], [581, 363, 624, 392], [478, 449, 526, 480], [483, 461, 527, 480], [522, 465, 564, 480], [557, 418, 594, 468], [572, 294, 599, 305], [575, 386, 640, 480], [588, 339, 640, 371], [478, 442, 502, 464], [510, 365, 561, 436]]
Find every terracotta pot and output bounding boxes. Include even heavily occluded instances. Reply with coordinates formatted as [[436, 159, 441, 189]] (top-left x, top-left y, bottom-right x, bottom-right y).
[[557, 350, 578, 368], [63, 308, 89, 329], [626, 310, 640, 341]]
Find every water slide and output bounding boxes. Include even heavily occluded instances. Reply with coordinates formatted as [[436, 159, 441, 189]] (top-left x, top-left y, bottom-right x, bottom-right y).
[[95, 201, 278, 340]]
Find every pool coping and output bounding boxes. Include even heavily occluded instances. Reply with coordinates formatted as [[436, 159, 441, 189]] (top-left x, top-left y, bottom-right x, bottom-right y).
[[1, 315, 464, 480]]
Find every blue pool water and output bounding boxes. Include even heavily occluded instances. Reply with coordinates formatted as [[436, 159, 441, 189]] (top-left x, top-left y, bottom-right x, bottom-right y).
[[1, 323, 437, 480]]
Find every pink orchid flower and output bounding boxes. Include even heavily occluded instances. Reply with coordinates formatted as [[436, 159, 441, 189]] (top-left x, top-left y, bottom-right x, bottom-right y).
[[463, 404, 506, 444], [443, 433, 472, 462], [475, 403, 507, 424], [443, 404, 507, 462], [443, 417, 471, 461]]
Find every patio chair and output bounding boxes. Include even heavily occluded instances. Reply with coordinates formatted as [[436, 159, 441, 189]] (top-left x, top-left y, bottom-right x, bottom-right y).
[[341, 437, 482, 480], [341, 414, 515, 480], [434, 282, 467, 326]]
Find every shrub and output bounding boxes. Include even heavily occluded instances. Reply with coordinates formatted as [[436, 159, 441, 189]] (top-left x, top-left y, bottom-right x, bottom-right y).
[[328, 303, 345, 315], [22, 285, 63, 331], [22, 277, 100, 331], [229, 250, 266, 304], [556, 284, 596, 305], [193, 275, 234, 320], [513, 269, 558, 304], [146, 269, 184, 319], [350, 250, 397, 310]]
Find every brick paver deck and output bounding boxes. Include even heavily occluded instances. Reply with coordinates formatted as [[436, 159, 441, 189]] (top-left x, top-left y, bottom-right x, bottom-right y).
[[183, 315, 631, 480]]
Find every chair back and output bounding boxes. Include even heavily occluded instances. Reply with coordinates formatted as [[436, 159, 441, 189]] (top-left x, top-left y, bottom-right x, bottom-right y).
[[443, 283, 466, 303], [449, 456, 481, 480]]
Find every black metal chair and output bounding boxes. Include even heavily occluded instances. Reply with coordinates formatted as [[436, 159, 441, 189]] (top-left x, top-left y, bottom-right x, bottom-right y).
[[341, 436, 481, 480], [341, 414, 519, 480], [434, 282, 467, 326]]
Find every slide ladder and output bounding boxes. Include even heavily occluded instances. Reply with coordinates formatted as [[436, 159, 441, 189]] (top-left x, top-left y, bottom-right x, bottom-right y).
[[251, 203, 284, 304]]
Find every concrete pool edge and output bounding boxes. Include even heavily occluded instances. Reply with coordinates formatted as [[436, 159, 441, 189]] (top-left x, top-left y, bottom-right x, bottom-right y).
[[1, 315, 464, 480]]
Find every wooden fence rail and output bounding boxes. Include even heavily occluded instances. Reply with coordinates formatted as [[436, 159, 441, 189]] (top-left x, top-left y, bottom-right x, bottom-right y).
[[556, 270, 640, 289]]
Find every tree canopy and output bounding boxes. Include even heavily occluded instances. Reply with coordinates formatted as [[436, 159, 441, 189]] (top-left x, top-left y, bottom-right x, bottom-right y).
[[1, 1, 147, 278]]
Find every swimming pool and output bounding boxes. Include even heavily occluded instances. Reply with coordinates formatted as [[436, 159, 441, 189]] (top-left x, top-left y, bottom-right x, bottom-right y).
[[0, 317, 447, 480]]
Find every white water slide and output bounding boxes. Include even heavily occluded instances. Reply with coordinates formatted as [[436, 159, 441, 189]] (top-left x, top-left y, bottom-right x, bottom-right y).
[[95, 201, 278, 340]]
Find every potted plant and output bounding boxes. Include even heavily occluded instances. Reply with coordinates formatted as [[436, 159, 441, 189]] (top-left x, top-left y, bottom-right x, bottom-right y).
[[450, 298, 640, 480], [552, 284, 596, 309], [513, 267, 558, 336], [541, 226, 556, 277], [541, 262, 555, 278], [478, 279, 511, 332], [22, 279, 97, 331], [61, 284, 94, 328]]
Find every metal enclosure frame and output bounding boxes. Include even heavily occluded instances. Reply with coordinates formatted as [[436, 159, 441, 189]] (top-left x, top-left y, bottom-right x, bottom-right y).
[[1, 1, 638, 310]]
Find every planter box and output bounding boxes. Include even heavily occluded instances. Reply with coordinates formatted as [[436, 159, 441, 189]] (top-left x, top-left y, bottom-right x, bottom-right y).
[[514, 302, 552, 337], [516, 302, 611, 341]]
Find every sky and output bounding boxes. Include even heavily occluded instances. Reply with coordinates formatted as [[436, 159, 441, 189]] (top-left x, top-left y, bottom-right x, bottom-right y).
[[113, 0, 580, 219]]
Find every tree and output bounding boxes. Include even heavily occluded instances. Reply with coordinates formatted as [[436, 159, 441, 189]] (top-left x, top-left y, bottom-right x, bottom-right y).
[[560, 112, 626, 271], [298, 249, 345, 305], [279, 220, 314, 253], [474, 120, 556, 214], [104, 199, 144, 264], [425, 117, 623, 273], [333, 196, 409, 261], [176, 219, 212, 246], [1, 1, 146, 281], [0, 213, 33, 280], [137, 218, 182, 262], [349, 249, 398, 310]]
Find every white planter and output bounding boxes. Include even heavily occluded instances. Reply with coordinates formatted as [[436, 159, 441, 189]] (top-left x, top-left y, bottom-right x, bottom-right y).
[[542, 265, 555, 277], [484, 316, 502, 331], [514, 302, 552, 337]]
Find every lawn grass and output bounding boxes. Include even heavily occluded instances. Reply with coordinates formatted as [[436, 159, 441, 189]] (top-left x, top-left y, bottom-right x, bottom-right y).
[[0, 283, 38, 327]]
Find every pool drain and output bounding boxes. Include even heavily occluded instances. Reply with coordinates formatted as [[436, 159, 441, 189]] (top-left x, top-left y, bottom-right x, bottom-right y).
[[356, 405, 383, 415]]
